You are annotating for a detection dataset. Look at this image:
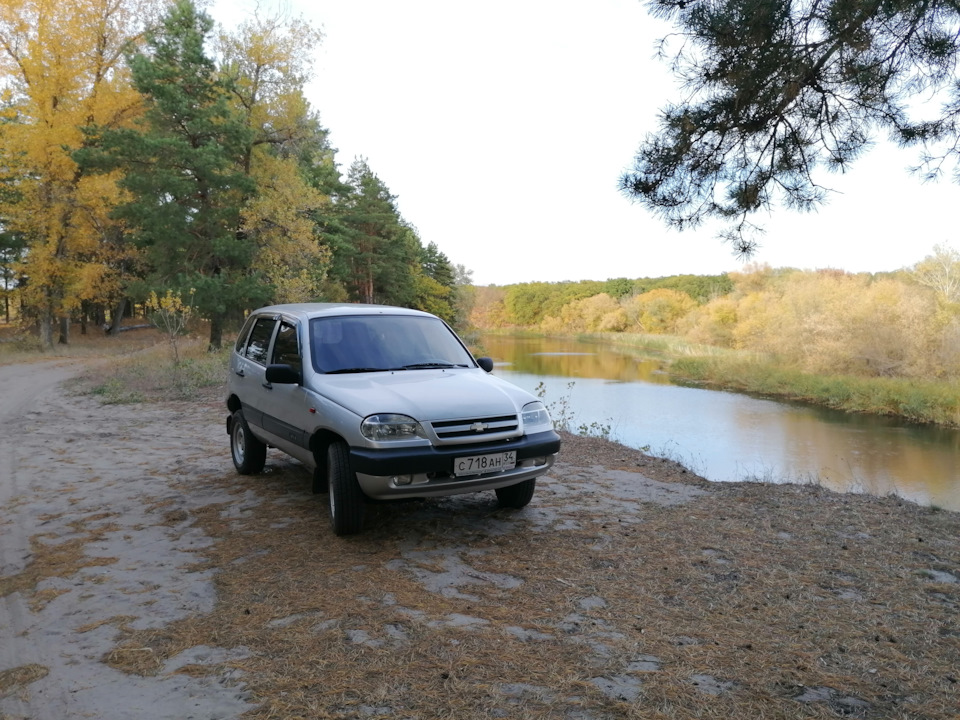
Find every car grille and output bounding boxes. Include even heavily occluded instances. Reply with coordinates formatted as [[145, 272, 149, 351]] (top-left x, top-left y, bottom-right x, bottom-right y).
[[428, 414, 519, 441]]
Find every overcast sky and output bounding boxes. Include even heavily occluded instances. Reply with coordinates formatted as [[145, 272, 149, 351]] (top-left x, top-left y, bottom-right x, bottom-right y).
[[211, 0, 958, 286]]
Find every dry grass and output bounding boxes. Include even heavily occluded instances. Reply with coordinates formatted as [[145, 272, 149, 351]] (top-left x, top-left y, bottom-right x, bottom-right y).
[[0, 665, 49, 699], [93, 432, 960, 720], [69, 334, 230, 404], [0, 517, 121, 606], [0, 321, 165, 366]]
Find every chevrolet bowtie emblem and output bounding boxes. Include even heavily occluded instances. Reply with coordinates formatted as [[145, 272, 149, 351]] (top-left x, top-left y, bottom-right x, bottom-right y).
[[470, 422, 489, 432]]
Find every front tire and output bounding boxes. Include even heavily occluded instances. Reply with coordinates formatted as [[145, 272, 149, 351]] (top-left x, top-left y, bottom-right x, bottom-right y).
[[312, 462, 328, 495], [327, 441, 364, 535], [231, 410, 267, 475], [496, 479, 536, 509]]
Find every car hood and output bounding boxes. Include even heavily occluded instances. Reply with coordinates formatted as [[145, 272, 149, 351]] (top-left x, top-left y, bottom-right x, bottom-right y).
[[312, 369, 534, 421]]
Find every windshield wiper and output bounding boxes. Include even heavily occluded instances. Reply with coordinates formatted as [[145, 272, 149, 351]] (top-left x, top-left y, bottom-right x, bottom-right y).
[[325, 367, 397, 374], [402, 361, 470, 369]]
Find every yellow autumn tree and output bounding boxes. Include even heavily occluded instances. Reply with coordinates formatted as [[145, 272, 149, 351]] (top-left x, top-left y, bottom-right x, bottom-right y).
[[217, 12, 331, 303], [541, 293, 626, 333], [622, 288, 697, 334], [681, 296, 740, 346], [469, 285, 509, 329], [0, 0, 166, 347], [685, 270, 942, 377]]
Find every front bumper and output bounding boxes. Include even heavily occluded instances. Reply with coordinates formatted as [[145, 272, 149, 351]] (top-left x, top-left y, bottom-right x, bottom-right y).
[[349, 430, 561, 500]]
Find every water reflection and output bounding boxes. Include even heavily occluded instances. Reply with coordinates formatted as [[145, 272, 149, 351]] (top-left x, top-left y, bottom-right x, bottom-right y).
[[484, 334, 960, 511], [483, 335, 674, 385]]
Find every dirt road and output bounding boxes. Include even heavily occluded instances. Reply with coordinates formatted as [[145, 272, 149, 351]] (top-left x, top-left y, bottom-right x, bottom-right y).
[[0, 361, 254, 719]]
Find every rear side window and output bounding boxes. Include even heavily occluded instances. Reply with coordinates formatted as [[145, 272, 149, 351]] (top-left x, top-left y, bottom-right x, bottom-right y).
[[244, 318, 277, 365], [234, 314, 258, 352]]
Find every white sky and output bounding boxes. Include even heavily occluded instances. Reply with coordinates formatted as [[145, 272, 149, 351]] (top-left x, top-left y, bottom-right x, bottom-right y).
[[211, 0, 958, 286]]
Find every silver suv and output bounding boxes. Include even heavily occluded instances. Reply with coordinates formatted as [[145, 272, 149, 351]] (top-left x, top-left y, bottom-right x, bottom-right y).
[[226, 303, 561, 535]]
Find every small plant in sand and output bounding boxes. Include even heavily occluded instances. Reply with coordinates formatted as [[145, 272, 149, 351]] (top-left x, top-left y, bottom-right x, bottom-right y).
[[536, 381, 576, 432], [146, 289, 194, 366], [536, 380, 614, 440]]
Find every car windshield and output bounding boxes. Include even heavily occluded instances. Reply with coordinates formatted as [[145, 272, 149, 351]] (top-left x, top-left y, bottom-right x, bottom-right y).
[[309, 315, 475, 374]]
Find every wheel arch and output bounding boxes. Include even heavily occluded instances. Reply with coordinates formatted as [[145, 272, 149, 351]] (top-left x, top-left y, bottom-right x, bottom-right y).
[[309, 428, 346, 466], [225, 396, 242, 435]]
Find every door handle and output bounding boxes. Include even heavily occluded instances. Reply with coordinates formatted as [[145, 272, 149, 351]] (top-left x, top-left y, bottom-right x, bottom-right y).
[[235, 368, 245, 377]]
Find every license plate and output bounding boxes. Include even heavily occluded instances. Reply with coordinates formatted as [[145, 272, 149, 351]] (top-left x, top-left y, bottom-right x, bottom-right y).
[[454, 451, 516, 477]]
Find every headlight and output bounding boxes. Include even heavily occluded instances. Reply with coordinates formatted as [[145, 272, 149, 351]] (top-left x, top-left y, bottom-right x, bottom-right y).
[[361, 414, 425, 441], [521, 401, 553, 430]]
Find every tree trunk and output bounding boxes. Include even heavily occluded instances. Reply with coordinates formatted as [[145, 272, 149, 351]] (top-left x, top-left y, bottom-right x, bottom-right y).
[[39, 312, 54, 349], [364, 263, 375, 304], [208, 312, 224, 351], [58, 316, 70, 345], [108, 297, 127, 336]]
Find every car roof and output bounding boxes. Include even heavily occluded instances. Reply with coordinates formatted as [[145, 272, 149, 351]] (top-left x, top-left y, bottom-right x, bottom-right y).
[[251, 303, 436, 321]]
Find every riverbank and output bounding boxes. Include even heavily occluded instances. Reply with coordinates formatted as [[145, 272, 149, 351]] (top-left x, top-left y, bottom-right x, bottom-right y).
[[563, 331, 960, 428], [672, 355, 960, 427], [1, 360, 958, 719]]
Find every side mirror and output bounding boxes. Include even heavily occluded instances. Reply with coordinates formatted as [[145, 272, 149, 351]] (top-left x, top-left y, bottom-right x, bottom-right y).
[[265, 363, 301, 385], [476, 357, 494, 373]]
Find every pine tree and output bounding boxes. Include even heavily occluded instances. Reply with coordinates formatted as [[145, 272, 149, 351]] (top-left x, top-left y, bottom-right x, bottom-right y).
[[622, 0, 960, 253], [0, 227, 26, 323], [329, 158, 417, 305], [79, 0, 269, 349], [419, 242, 456, 289]]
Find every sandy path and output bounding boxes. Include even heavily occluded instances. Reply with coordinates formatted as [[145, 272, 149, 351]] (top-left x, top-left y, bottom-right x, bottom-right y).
[[0, 363, 79, 508], [0, 362, 254, 720]]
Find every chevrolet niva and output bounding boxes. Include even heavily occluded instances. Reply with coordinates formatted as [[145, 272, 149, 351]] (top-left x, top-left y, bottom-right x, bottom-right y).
[[226, 303, 561, 535]]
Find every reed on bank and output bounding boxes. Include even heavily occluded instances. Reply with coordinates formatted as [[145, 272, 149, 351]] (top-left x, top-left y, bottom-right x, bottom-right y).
[[671, 355, 960, 427], [577, 332, 960, 428]]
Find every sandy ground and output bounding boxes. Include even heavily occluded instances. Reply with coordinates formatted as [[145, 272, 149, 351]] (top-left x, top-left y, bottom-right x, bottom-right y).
[[0, 362, 710, 720], [0, 361, 255, 719], [2, 361, 958, 720]]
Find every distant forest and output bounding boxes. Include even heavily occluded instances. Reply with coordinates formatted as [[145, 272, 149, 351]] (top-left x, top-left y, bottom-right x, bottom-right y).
[[469, 249, 960, 382]]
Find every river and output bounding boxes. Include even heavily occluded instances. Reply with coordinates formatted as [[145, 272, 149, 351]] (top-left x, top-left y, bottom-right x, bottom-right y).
[[483, 334, 960, 512]]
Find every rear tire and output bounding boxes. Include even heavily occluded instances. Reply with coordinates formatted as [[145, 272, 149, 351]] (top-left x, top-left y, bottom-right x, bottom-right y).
[[327, 441, 364, 535], [231, 410, 266, 475], [496, 479, 536, 509]]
